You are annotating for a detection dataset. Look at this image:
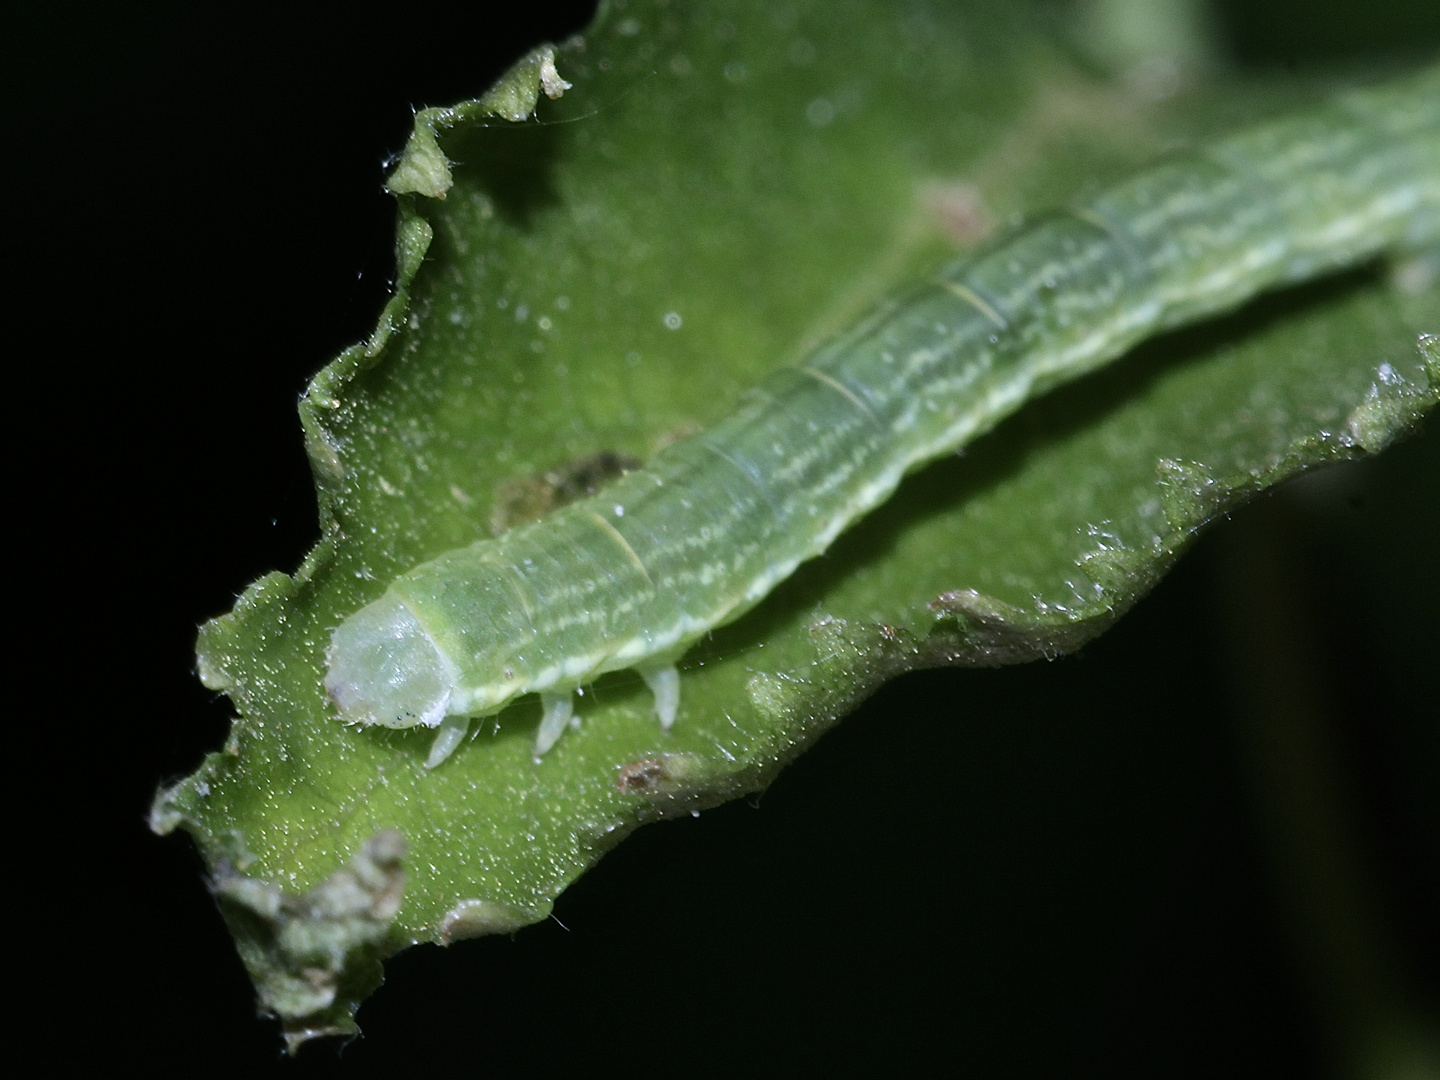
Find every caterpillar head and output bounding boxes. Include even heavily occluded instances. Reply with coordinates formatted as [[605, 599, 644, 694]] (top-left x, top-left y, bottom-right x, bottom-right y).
[[325, 594, 455, 730]]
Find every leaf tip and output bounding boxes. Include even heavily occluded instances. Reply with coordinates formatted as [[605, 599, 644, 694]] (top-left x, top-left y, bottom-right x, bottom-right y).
[[479, 43, 573, 124], [1342, 350, 1440, 454], [384, 36, 580, 199], [148, 779, 187, 836], [385, 120, 453, 199]]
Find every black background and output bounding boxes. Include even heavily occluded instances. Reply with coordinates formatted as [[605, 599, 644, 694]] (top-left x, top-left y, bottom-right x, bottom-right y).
[[12, 1, 1438, 1074]]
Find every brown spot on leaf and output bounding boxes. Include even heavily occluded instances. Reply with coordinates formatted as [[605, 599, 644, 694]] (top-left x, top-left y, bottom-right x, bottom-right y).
[[615, 752, 710, 801], [616, 757, 668, 794], [491, 450, 642, 533], [920, 181, 995, 248]]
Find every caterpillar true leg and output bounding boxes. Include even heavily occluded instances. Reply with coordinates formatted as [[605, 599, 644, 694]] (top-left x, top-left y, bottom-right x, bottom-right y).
[[535, 691, 576, 757], [426, 714, 472, 769], [640, 662, 681, 731]]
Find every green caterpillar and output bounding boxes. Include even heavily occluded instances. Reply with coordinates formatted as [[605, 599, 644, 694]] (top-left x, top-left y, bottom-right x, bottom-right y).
[[326, 66, 1440, 767]]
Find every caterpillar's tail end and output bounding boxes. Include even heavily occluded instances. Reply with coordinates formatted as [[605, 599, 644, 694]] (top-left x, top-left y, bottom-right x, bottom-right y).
[[325, 594, 454, 731]]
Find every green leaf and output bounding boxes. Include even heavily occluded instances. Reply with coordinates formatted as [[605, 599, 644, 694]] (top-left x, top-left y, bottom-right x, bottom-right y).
[[152, 0, 1438, 1046]]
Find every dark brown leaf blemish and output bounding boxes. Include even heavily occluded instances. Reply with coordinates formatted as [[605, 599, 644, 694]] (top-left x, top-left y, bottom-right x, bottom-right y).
[[491, 450, 642, 533]]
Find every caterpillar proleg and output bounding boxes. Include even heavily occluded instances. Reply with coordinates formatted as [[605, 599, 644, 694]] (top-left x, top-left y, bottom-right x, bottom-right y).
[[325, 67, 1440, 767]]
